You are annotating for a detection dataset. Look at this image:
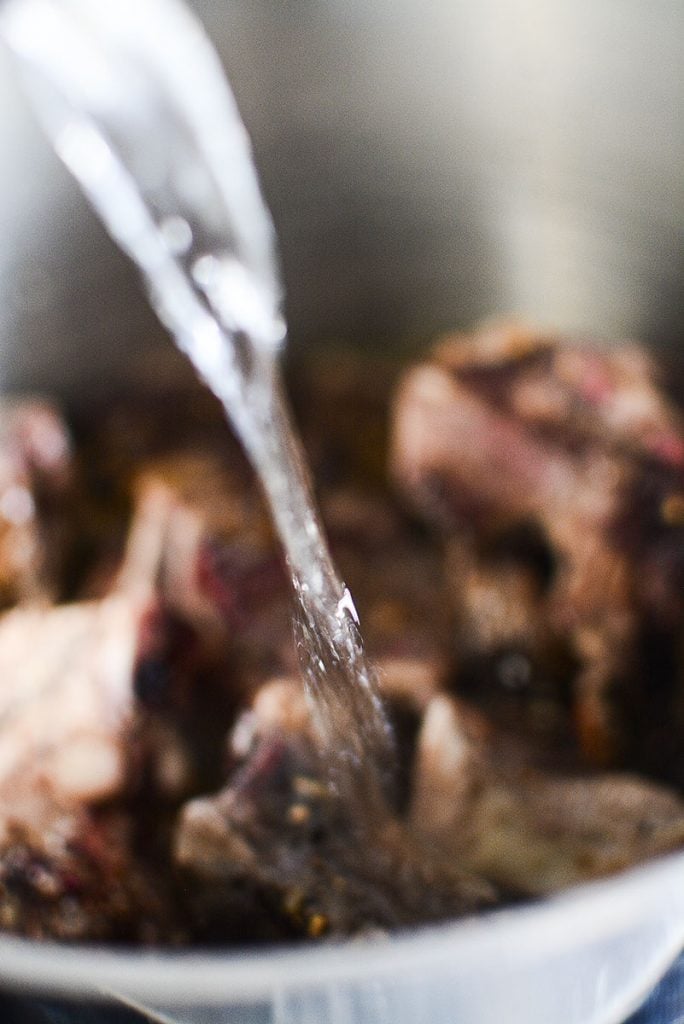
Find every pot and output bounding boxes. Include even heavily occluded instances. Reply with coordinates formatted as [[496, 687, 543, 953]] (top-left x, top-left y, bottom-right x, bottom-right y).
[[0, 2, 682, 1021]]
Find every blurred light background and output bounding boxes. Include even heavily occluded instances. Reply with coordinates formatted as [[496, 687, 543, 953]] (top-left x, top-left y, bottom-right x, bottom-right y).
[[0, 0, 682, 395]]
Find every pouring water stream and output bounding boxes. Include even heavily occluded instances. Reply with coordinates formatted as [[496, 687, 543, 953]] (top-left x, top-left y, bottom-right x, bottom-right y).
[[0, 0, 393, 815]]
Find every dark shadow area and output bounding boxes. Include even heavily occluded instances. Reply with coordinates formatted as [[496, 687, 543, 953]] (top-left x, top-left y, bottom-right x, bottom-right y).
[[0, 994, 145, 1024]]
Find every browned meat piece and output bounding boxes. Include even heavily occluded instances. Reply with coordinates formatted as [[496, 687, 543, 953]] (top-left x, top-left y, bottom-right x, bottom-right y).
[[0, 598, 140, 820], [126, 454, 290, 676], [0, 594, 186, 942], [128, 457, 451, 686], [411, 695, 684, 896], [175, 676, 492, 940], [390, 322, 684, 770], [178, 665, 684, 934], [0, 489, 241, 942], [0, 398, 73, 607]]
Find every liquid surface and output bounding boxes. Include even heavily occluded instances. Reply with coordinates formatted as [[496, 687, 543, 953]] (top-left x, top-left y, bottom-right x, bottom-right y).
[[0, 0, 392, 811]]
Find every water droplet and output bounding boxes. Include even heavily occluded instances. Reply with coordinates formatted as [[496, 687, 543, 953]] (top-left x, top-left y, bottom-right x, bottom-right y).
[[159, 215, 192, 255], [337, 587, 360, 624], [191, 253, 218, 287], [270, 314, 287, 347]]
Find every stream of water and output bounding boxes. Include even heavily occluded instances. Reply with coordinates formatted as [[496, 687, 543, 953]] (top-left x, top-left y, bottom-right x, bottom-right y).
[[0, 0, 393, 812]]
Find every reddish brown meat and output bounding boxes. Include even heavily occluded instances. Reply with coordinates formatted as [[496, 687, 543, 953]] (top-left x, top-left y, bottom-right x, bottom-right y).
[[391, 322, 684, 769]]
